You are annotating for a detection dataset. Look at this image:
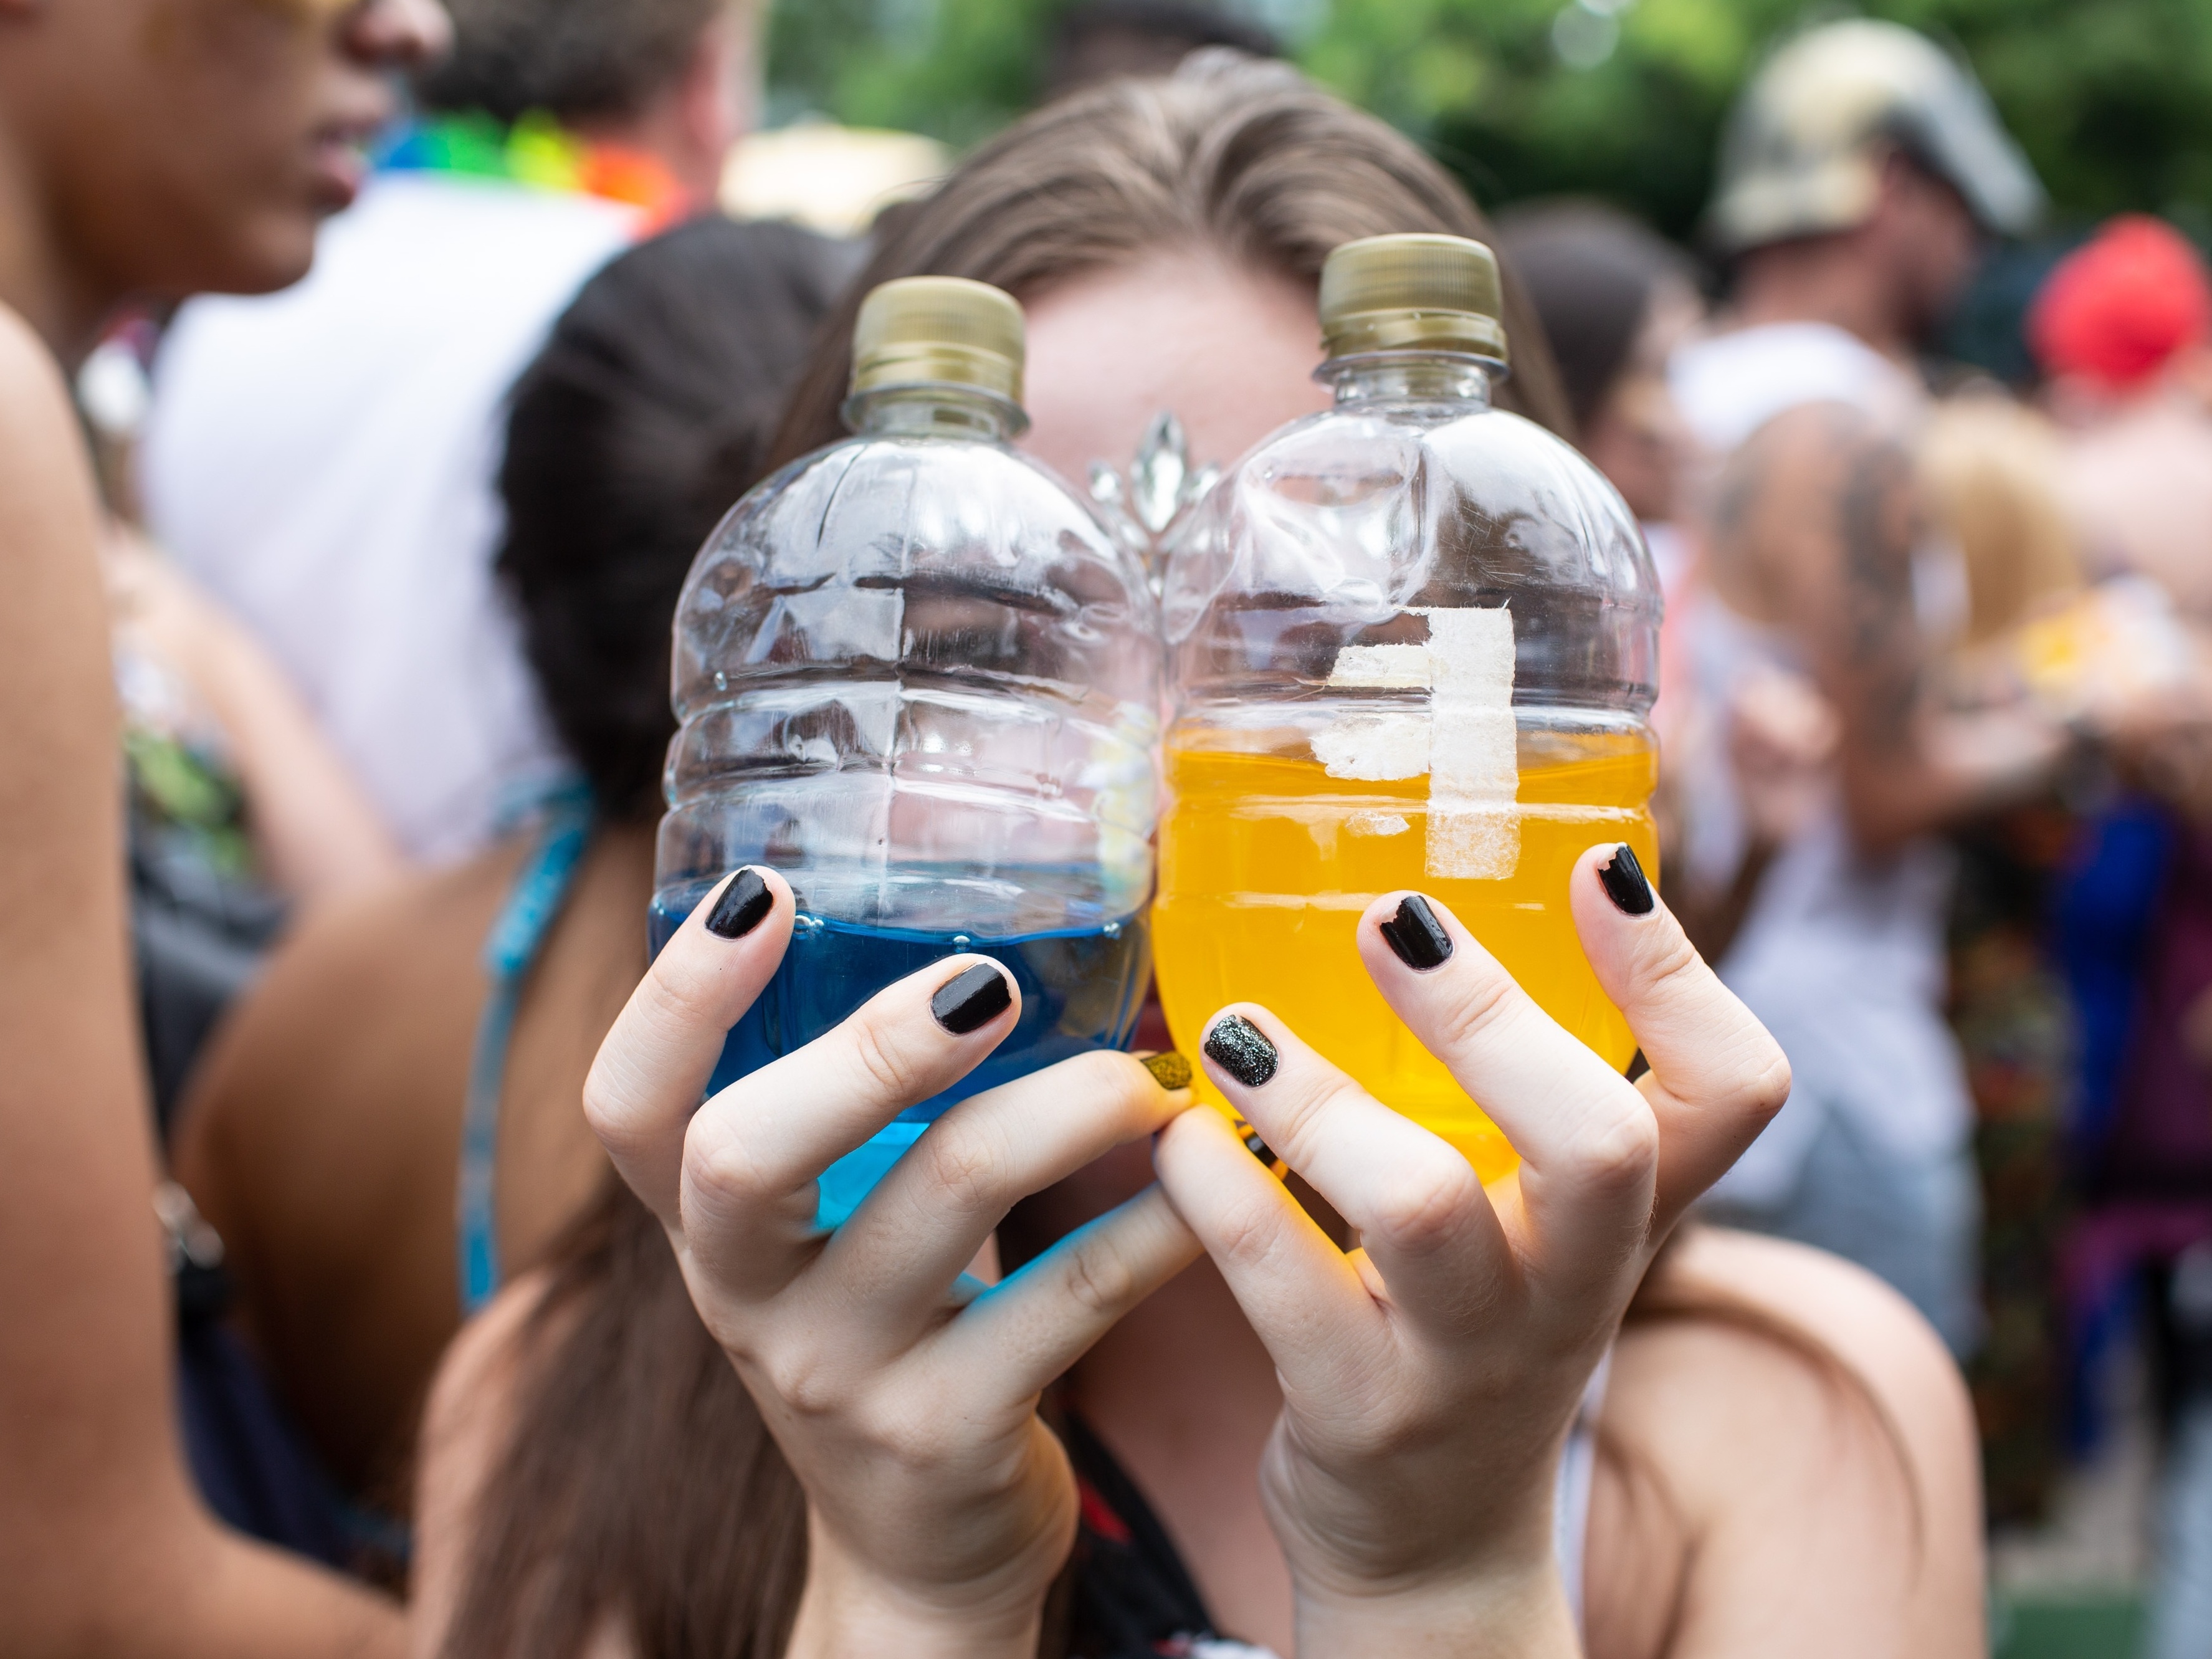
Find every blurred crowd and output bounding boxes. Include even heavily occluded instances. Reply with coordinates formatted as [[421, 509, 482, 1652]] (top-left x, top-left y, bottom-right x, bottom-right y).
[[17, 0, 2212, 1652]]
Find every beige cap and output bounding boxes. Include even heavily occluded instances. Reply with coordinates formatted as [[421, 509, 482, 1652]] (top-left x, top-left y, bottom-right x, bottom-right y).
[[849, 275, 1024, 403], [1318, 234, 1509, 364], [1707, 20, 2043, 256]]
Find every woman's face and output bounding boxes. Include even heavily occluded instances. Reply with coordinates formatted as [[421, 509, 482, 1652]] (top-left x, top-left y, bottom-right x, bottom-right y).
[[1580, 277, 1700, 525], [2, 0, 448, 313], [1018, 247, 1333, 492]]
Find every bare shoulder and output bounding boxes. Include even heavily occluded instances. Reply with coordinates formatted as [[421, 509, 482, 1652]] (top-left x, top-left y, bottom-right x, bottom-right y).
[[177, 841, 523, 1179], [1588, 1228, 1982, 1659], [217, 839, 520, 1030], [173, 842, 523, 1334], [1659, 1225, 1973, 1441], [412, 1272, 553, 1658]]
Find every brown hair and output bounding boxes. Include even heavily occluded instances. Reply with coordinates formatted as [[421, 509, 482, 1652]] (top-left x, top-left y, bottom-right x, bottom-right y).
[[766, 50, 1572, 468], [415, 0, 746, 125], [439, 1183, 806, 1657]]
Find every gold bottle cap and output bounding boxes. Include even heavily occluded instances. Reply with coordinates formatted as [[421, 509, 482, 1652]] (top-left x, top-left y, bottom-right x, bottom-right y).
[[1317, 233, 1510, 364], [849, 275, 1025, 404]]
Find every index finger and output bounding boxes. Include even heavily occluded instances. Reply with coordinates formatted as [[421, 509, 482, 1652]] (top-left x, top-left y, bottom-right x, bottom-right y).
[[1353, 891, 1659, 1302], [582, 866, 794, 1225], [1565, 842, 1792, 1227]]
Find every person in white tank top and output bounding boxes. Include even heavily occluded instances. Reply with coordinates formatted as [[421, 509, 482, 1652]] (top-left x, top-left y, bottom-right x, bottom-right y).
[[1662, 21, 2064, 1352]]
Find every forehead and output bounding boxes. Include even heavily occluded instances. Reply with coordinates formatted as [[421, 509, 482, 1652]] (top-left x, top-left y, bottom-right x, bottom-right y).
[[1018, 249, 1333, 478]]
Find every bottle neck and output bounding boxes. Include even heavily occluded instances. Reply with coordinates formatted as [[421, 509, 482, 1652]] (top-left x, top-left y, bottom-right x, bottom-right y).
[[846, 382, 1027, 441], [1323, 351, 1500, 409]]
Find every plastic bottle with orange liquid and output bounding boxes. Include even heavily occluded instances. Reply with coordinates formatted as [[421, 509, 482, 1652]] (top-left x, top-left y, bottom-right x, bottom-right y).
[[1155, 234, 1661, 1180]]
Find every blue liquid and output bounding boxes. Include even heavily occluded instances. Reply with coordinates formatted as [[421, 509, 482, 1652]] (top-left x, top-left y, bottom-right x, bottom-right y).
[[649, 882, 1150, 1225]]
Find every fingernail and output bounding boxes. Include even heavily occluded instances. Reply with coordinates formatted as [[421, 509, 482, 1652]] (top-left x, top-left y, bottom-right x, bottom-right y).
[[1242, 1128, 1278, 1165], [1378, 893, 1453, 971], [705, 868, 773, 939], [1142, 1051, 1193, 1090], [932, 962, 1013, 1035], [1599, 843, 1655, 916], [1203, 1014, 1277, 1088]]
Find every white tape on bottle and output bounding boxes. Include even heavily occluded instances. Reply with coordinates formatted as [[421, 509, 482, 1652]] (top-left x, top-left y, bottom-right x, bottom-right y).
[[1315, 608, 1519, 880], [1423, 608, 1518, 879]]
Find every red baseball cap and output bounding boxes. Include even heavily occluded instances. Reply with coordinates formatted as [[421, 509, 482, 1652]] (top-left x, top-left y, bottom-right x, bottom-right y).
[[2029, 214, 2212, 389]]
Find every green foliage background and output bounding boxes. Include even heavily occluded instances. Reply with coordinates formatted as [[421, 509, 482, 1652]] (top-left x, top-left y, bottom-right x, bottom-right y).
[[763, 0, 2212, 239]]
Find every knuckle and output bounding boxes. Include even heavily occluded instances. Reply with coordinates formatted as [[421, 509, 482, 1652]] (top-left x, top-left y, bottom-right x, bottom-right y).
[[1432, 961, 1522, 1056], [1058, 1236, 1140, 1321], [861, 1395, 955, 1472], [642, 946, 727, 1038], [844, 1008, 927, 1104], [1208, 1188, 1283, 1272], [1273, 1074, 1371, 1172], [578, 1060, 625, 1144], [1738, 1040, 1794, 1122], [1637, 921, 1707, 1003], [1571, 1102, 1661, 1196], [763, 1344, 844, 1420], [685, 1112, 779, 1210], [1069, 1049, 1153, 1119], [914, 1121, 1008, 1217], [1368, 1155, 1484, 1256]]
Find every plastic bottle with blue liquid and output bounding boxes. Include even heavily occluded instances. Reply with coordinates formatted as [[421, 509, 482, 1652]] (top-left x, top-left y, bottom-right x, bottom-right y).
[[653, 275, 1161, 1224]]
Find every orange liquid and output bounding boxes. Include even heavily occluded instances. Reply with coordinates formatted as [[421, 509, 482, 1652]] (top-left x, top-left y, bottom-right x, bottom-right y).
[[1153, 731, 1658, 1182]]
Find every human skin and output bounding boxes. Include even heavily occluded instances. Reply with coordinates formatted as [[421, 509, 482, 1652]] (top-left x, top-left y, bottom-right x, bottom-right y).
[[0, 0, 445, 1649], [1580, 279, 1700, 525], [1722, 148, 1978, 371]]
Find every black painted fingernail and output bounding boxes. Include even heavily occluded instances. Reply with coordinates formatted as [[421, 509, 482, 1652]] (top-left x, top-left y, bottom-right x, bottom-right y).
[[1203, 1015, 1277, 1088], [1599, 844, 1654, 916], [1142, 1051, 1193, 1090], [705, 868, 774, 939], [932, 962, 1012, 1035], [1378, 893, 1453, 971], [1242, 1129, 1277, 1165]]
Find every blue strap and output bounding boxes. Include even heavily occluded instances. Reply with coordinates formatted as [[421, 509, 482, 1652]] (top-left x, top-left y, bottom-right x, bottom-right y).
[[457, 785, 594, 1316]]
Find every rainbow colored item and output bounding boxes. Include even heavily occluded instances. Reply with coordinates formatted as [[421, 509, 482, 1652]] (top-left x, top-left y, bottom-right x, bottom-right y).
[[379, 112, 695, 235]]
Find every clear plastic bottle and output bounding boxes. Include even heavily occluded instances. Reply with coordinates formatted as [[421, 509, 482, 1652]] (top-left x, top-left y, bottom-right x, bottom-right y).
[[1156, 234, 1661, 1181], [655, 276, 1161, 1222]]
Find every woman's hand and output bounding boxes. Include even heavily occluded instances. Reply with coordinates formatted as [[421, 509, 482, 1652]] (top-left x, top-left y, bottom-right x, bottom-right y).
[[582, 868, 1201, 1659], [1151, 843, 1791, 1657]]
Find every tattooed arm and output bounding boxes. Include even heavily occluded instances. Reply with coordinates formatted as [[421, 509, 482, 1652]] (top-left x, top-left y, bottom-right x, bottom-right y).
[[1704, 403, 2064, 858]]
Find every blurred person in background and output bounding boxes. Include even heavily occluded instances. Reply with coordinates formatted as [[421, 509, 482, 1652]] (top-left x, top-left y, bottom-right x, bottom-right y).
[[375, 59, 1975, 1659], [1492, 202, 1709, 896], [1042, 0, 1279, 98], [1666, 19, 2072, 1354], [176, 216, 849, 1520], [141, 0, 762, 866], [0, 0, 454, 1646], [2026, 216, 2212, 1658], [2034, 214, 2212, 621], [1493, 202, 1700, 542], [106, 510, 404, 1124], [1912, 397, 2088, 1528]]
